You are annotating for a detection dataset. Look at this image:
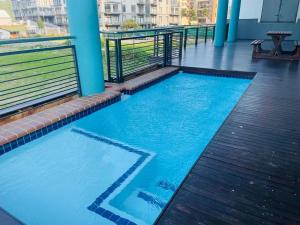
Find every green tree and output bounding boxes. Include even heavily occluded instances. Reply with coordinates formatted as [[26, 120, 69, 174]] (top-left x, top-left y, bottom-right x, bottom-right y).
[[121, 19, 140, 30], [37, 18, 45, 30], [181, 0, 197, 25], [201, 8, 209, 18]]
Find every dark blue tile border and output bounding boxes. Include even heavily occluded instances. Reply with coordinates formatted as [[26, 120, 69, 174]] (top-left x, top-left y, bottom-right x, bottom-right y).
[[71, 128, 151, 225], [157, 180, 176, 192], [137, 191, 166, 209], [0, 95, 121, 157]]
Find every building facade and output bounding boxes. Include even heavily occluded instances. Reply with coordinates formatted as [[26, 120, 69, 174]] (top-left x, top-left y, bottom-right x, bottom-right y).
[[180, 0, 216, 25], [98, 0, 160, 30], [11, 0, 67, 27], [196, 0, 212, 24], [10, 0, 216, 32], [53, 0, 67, 28], [11, 0, 55, 23]]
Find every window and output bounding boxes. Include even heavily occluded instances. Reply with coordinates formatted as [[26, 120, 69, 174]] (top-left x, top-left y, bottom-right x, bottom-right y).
[[122, 5, 126, 12], [105, 4, 111, 12], [131, 5, 136, 13], [113, 4, 119, 12], [261, 0, 300, 23]]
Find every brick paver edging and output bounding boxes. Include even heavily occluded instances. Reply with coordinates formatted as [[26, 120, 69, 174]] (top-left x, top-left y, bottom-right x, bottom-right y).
[[0, 91, 121, 156]]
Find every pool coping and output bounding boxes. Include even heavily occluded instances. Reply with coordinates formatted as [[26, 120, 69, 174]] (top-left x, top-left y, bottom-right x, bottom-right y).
[[0, 91, 122, 155]]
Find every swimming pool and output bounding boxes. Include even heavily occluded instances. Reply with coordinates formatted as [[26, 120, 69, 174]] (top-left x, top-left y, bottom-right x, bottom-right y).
[[0, 72, 251, 225]]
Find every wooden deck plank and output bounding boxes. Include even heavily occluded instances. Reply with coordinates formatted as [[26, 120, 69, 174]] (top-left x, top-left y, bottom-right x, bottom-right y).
[[156, 42, 300, 225]]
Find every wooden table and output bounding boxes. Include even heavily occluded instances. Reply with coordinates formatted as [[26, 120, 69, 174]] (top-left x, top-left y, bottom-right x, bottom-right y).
[[267, 31, 292, 56]]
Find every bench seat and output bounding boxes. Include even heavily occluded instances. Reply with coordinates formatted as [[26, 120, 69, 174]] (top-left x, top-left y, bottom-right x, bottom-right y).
[[251, 40, 264, 45]]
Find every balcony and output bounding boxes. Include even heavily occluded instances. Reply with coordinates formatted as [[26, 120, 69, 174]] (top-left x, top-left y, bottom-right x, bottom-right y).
[[150, 10, 157, 16], [150, 0, 157, 6], [137, 11, 145, 16], [170, 8, 180, 16], [137, 0, 145, 5], [104, 10, 121, 15], [105, 21, 121, 26]]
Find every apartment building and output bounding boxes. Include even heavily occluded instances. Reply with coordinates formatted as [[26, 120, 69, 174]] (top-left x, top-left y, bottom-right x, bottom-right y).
[[196, 0, 216, 24], [11, 0, 55, 23], [98, 0, 215, 30], [98, 0, 159, 30], [156, 0, 180, 26], [11, 0, 216, 32], [53, 0, 67, 28], [197, 0, 210, 23], [180, 0, 216, 25]]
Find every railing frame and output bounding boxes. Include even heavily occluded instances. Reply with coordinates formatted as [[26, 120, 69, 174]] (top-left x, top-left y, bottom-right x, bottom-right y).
[[0, 36, 81, 117], [106, 31, 183, 83]]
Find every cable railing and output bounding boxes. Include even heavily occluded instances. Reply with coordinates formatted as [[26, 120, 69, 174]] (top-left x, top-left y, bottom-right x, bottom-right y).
[[0, 25, 215, 115], [0, 36, 81, 116], [101, 26, 185, 39], [101, 24, 215, 46], [105, 31, 183, 83], [101, 25, 215, 80]]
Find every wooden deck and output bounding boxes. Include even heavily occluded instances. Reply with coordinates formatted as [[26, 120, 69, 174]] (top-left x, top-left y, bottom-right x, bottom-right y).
[[156, 41, 300, 225]]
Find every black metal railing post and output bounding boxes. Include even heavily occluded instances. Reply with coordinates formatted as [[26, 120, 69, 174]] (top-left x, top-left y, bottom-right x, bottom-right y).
[[179, 31, 183, 65], [105, 39, 112, 82], [71, 45, 82, 96], [115, 39, 123, 83], [195, 27, 199, 46], [212, 26, 216, 41], [168, 33, 173, 65], [163, 33, 169, 66], [154, 31, 159, 56], [205, 26, 208, 43], [118, 39, 124, 82], [184, 28, 188, 49]]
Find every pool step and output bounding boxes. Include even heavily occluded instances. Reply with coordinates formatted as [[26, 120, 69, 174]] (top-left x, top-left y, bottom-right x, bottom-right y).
[[0, 208, 25, 225], [137, 191, 166, 209], [157, 180, 176, 192]]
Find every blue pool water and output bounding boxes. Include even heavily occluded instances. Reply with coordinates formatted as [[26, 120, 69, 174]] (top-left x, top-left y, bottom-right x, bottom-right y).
[[0, 73, 250, 225]]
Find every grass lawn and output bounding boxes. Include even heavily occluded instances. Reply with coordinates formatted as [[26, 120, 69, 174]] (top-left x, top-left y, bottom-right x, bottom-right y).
[[0, 47, 77, 110], [0, 0, 13, 18]]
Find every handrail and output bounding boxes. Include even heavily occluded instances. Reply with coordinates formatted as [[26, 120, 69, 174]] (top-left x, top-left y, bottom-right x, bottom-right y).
[[105, 31, 183, 82], [100, 26, 185, 35], [105, 31, 182, 41], [0, 36, 75, 46], [0, 40, 80, 117], [100, 24, 215, 35]]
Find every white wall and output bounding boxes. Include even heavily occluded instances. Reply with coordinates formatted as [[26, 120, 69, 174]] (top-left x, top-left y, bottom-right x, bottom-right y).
[[240, 0, 263, 19], [240, 0, 300, 21]]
